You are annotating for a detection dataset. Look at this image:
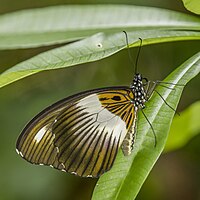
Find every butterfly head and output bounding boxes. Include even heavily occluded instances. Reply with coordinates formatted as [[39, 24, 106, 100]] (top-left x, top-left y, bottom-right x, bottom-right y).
[[130, 73, 148, 110]]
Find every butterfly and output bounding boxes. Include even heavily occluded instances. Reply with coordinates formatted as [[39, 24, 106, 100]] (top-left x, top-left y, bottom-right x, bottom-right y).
[[16, 74, 150, 178], [16, 33, 171, 178]]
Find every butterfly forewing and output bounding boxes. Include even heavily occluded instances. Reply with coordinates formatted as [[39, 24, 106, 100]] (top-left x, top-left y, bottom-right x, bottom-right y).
[[16, 87, 136, 177]]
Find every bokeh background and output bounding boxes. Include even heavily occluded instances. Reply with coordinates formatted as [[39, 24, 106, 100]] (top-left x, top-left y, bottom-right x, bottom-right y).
[[0, 0, 200, 200]]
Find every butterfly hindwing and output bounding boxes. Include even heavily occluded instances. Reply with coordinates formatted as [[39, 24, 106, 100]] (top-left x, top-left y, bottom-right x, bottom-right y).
[[16, 87, 136, 177]]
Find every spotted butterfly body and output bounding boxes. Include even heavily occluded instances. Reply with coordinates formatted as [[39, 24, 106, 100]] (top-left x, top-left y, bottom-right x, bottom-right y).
[[16, 73, 148, 178]]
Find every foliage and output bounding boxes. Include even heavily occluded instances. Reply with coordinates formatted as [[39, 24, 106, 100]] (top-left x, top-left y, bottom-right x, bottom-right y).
[[0, 4, 199, 200], [165, 101, 200, 152], [182, 0, 200, 14]]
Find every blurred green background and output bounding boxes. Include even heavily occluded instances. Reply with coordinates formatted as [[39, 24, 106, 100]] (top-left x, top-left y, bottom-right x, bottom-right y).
[[0, 0, 200, 200]]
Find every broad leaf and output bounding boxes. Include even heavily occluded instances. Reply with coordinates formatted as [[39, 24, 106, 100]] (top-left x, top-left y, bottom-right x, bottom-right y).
[[1, 30, 200, 88], [0, 5, 200, 49], [165, 101, 200, 152], [92, 52, 200, 200], [182, 0, 200, 14]]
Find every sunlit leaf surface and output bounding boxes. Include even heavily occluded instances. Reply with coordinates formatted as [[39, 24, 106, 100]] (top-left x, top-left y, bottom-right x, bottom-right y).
[[0, 5, 200, 49], [1, 30, 200, 88]]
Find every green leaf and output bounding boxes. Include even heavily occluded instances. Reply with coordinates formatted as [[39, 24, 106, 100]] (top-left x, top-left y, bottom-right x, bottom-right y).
[[182, 0, 200, 14], [1, 30, 200, 88], [0, 5, 200, 49], [92, 52, 200, 200], [164, 101, 200, 152]]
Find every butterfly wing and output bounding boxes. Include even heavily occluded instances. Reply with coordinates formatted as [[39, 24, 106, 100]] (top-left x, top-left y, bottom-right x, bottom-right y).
[[16, 87, 135, 177]]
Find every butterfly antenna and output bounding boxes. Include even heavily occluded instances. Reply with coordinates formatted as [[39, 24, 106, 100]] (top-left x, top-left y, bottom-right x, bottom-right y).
[[141, 109, 157, 147], [123, 31, 143, 74], [135, 38, 143, 74], [123, 31, 135, 68]]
